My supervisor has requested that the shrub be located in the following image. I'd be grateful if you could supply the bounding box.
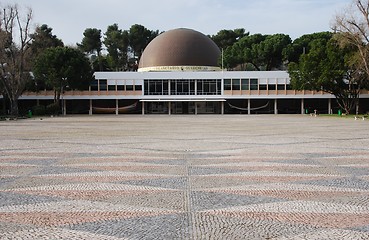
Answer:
[32,105,46,116]
[46,103,60,115]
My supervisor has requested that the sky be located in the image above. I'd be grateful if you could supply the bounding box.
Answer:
[4,0,351,46]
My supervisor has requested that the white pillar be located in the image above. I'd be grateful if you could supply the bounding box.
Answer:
[195,102,198,115]
[168,101,171,115]
[274,99,278,115]
[141,102,145,115]
[301,99,305,115]
[115,99,119,115]
[248,99,251,115]
[328,98,332,114]
[221,101,224,115]
[89,99,92,115]
[62,99,66,116]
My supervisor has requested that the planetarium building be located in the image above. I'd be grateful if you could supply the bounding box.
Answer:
[15,28,369,115]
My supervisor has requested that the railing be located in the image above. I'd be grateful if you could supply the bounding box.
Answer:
[22,90,143,97]
[223,89,369,95]
[21,89,369,97]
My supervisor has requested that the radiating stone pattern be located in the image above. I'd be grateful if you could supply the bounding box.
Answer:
[1,115,369,239]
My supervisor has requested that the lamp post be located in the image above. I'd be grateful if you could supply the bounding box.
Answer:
[61,77,67,116]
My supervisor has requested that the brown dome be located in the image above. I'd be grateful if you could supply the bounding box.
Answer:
[138,28,221,72]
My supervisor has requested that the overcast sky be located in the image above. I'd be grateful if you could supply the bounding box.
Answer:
[5,0,351,46]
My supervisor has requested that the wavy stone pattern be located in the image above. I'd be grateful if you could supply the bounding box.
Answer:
[0,115,369,239]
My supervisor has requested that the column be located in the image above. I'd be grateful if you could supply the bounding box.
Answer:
[168,101,171,115]
[62,99,66,116]
[115,99,119,115]
[221,101,224,115]
[328,98,332,114]
[195,102,198,115]
[141,101,145,115]
[248,99,251,115]
[301,99,305,115]
[89,99,92,115]
[274,99,278,115]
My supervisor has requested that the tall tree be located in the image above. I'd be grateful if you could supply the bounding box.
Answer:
[333,0,369,88]
[28,24,64,91]
[33,46,94,107]
[129,24,159,61]
[284,32,332,64]
[104,24,129,71]
[0,4,34,116]
[30,24,63,56]
[211,28,249,50]
[256,34,292,70]
[288,35,362,114]
[79,28,103,71]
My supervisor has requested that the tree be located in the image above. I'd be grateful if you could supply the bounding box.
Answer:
[33,46,94,108]
[103,24,129,71]
[288,35,363,114]
[284,32,332,64]
[79,28,103,71]
[223,33,291,71]
[129,24,159,61]
[333,0,369,88]
[223,34,266,70]
[211,28,249,50]
[0,4,34,116]
[27,24,63,91]
[256,34,292,70]
[30,24,63,56]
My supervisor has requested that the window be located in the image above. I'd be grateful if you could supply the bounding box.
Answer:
[277,84,285,90]
[259,85,267,90]
[197,79,221,95]
[241,79,249,90]
[117,85,124,91]
[224,79,231,90]
[250,79,258,90]
[232,79,240,90]
[144,80,169,95]
[91,80,98,91]
[108,85,116,91]
[268,84,276,90]
[99,79,107,91]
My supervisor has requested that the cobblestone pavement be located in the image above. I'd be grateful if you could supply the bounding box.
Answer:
[0,115,369,239]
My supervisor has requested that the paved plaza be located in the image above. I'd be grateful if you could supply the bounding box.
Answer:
[0,115,369,239]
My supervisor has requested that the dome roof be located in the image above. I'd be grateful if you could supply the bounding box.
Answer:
[138,28,221,72]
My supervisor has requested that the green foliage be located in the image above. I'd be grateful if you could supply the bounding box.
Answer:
[33,46,94,103]
[288,33,361,114]
[129,24,159,59]
[223,33,291,71]
[30,24,64,56]
[284,32,332,64]
[28,24,64,92]
[32,105,46,116]
[79,28,103,71]
[46,103,59,115]
[103,24,129,71]
[211,28,249,50]
[79,28,102,54]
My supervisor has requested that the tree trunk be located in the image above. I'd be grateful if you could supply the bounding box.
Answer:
[9,97,19,117]
[335,96,356,115]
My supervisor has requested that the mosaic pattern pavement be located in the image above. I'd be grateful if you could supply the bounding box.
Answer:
[0,115,369,239]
